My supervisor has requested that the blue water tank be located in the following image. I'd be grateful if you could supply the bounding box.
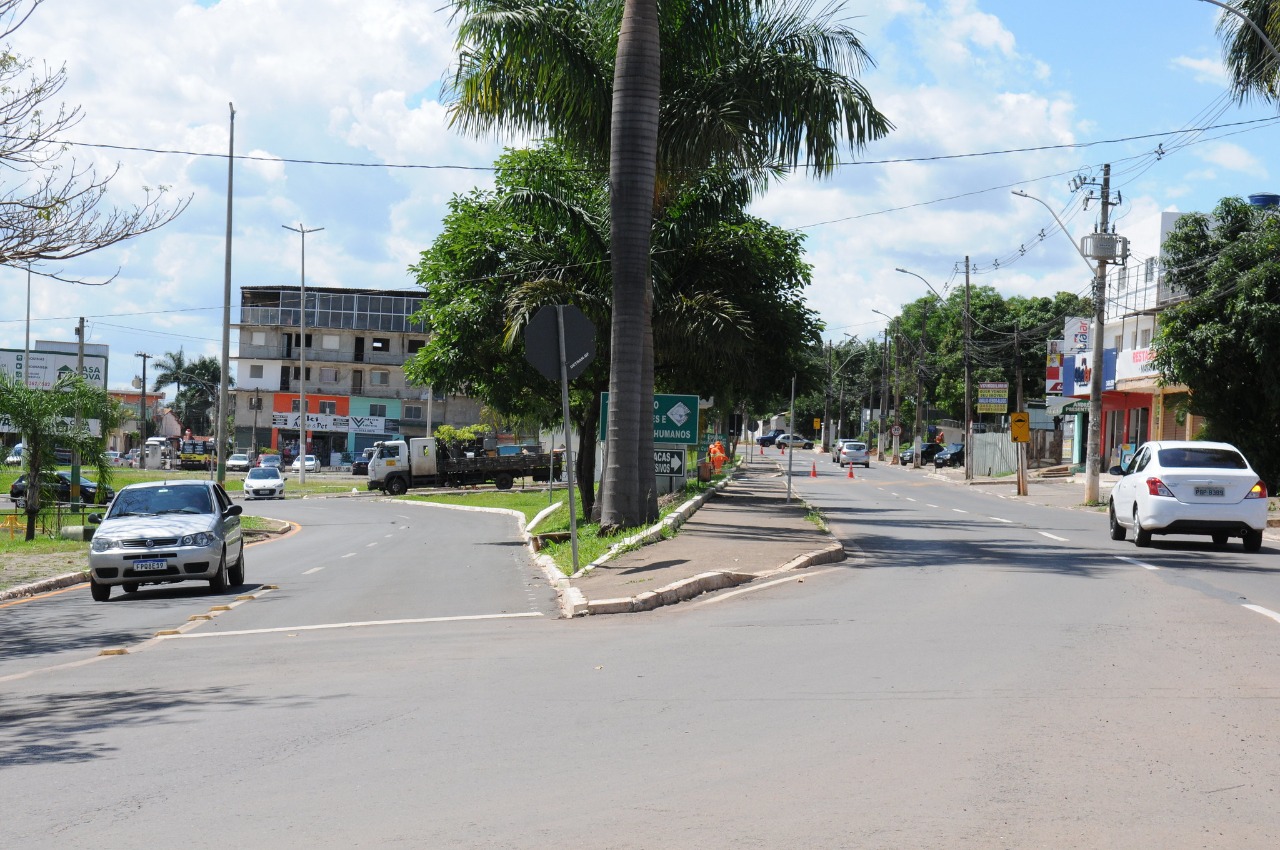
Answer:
[1247,192,1279,207]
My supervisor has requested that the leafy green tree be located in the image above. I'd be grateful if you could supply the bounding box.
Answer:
[1153,195,1280,487]
[151,348,188,410]
[1214,0,1280,103]
[407,143,822,516]
[0,372,113,540]
[170,355,229,436]
[446,0,892,529]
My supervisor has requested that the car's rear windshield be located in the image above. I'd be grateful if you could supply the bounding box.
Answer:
[1157,447,1247,469]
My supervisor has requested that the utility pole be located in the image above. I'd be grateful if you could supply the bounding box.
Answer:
[913,302,927,469]
[891,321,902,464]
[136,352,151,470]
[822,341,832,452]
[71,317,84,504]
[963,256,972,481]
[217,102,235,487]
[283,223,323,485]
[1084,164,1113,504]
[1015,327,1028,496]
[878,327,889,461]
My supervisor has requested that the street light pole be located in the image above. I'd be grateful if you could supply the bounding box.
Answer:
[895,268,940,468]
[217,102,235,487]
[871,309,896,461]
[283,223,323,485]
[1013,169,1119,504]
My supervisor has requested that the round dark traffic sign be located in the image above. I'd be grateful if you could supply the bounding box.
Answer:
[524,305,596,382]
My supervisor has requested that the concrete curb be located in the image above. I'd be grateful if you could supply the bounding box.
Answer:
[0,570,89,602]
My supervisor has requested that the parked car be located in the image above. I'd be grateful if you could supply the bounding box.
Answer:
[10,471,115,508]
[1107,440,1267,552]
[291,454,320,473]
[900,442,945,466]
[105,450,127,467]
[351,448,374,476]
[755,428,787,447]
[836,440,871,468]
[226,453,253,473]
[121,449,140,468]
[933,443,966,468]
[243,466,286,500]
[257,454,283,469]
[4,444,22,466]
[774,434,814,450]
[54,446,73,464]
[87,480,244,601]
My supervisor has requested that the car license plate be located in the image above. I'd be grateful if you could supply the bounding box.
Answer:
[256,489,272,496]
[1195,486,1225,497]
[132,559,168,571]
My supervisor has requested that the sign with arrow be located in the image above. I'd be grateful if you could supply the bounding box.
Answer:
[654,449,685,477]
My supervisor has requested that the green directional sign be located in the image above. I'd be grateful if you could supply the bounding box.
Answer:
[599,392,700,445]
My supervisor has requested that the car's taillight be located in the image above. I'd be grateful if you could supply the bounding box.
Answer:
[1146,477,1174,497]
[1246,481,1267,499]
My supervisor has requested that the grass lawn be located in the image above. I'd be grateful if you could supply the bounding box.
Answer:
[402,469,728,575]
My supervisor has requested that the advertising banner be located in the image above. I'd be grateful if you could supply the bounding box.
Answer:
[976,381,1009,414]
[0,348,107,390]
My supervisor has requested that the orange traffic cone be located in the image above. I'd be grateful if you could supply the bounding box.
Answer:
[847,463,854,479]
[758,444,764,456]
[810,461,817,478]
[780,443,786,455]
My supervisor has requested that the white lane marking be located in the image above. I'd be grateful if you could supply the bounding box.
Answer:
[1038,531,1069,542]
[366,542,378,548]
[161,611,544,640]
[302,567,324,575]
[905,497,917,503]
[385,533,394,538]
[1115,555,1159,571]
[989,516,1012,523]
[1243,604,1280,625]
[341,552,356,559]
[685,568,842,609]
[927,504,939,508]
[952,508,967,514]
[890,493,899,497]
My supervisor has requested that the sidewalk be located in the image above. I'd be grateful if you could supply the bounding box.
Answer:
[559,460,844,616]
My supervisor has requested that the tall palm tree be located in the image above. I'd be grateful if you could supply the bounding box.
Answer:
[447,0,892,527]
[1214,0,1280,102]
[150,348,188,412]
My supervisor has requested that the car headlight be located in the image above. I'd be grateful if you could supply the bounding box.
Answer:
[180,532,214,547]
[91,535,119,553]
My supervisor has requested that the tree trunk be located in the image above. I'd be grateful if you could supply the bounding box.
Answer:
[599,0,661,531]
[575,392,601,519]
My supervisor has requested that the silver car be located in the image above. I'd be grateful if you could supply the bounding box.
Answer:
[837,440,871,468]
[87,480,244,601]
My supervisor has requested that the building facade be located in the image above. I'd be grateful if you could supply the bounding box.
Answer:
[231,286,481,465]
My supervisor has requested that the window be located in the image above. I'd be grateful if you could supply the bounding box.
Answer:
[370,370,390,386]
[322,334,340,350]
[1113,334,1123,352]
[1139,328,1152,349]
[404,404,422,420]
[247,396,263,411]
[319,401,337,415]
[291,399,301,413]
[369,403,387,417]
[371,337,390,352]
[294,333,313,348]
[407,339,425,354]
[249,364,264,379]
[251,331,266,346]
[319,368,338,383]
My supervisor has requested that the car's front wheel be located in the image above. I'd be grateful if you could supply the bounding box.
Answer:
[229,547,245,586]
[209,551,229,593]
[1108,501,1126,541]
[89,578,111,602]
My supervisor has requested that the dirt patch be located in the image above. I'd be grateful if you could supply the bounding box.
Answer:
[0,551,87,592]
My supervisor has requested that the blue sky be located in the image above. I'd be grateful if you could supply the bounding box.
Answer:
[1,0,1275,392]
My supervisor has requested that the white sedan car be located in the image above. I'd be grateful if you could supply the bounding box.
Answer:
[836,440,871,468]
[291,454,320,472]
[1108,440,1267,552]
[243,466,286,500]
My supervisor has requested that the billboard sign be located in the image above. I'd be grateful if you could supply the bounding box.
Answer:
[0,348,107,390]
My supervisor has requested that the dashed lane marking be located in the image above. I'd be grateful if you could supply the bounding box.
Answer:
[1242,604,1280,625]
[989,517,1012,523]
[302,567,323,575]
[156,611,544,640]
[342,552,356,558]
[1038,531,1069,542]
[1115,555,1159,571]
[952,508,967,514]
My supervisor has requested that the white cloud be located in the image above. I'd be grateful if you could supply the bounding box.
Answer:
[1194,141,1268,177]
[1171,55,1230,87]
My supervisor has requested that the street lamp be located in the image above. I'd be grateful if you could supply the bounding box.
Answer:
[871,308,896,461]
[283,223,323,485]
[1013,183,1118,503]
[894,269,939,469]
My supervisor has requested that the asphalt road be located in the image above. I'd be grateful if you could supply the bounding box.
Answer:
[2,468,1278,849]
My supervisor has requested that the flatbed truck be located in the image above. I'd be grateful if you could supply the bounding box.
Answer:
[367,437,561,494]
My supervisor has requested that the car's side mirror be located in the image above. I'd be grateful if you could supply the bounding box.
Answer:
[1108,465,1126,476]
[225,504,243,517]
[87,513,102,524]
